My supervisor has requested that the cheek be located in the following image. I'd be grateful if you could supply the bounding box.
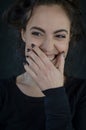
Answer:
[25,35,42,47]
[65,42,69,51]
[55,42,69,52]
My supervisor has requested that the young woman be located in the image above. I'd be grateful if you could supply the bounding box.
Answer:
[0,0,86,130]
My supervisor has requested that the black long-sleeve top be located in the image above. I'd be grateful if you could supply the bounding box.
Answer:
[0,76,86,130]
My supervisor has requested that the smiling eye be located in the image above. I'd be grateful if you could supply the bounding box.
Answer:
[55,34,66,38]
[31,31,43,36]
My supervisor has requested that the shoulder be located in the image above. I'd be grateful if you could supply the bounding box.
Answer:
[77,78,86,102]
[0,76,16,104]
[65,76,86,89]
[0,76,16,90]
[65,77,86,98]
[65,76,86,85]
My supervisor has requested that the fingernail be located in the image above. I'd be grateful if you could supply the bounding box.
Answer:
[27,48,31,52]
[31,43,35,48]
[26,55,29,58]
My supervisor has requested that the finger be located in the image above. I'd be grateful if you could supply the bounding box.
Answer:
[27,50,45,70]
[31,43,51,66]
[26,57,40,75]
[23,62,37,80]
[56,52,65,74]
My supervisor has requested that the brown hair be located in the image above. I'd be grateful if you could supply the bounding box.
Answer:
[3,0,85,44]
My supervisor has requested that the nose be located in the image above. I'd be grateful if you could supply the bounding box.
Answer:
[40,37,55,53]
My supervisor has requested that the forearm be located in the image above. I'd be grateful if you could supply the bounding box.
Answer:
[43,87,73,130]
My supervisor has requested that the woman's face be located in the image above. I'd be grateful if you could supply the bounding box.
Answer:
[21,5,71,66]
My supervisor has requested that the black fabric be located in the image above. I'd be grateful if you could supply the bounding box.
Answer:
[0,76,86,130]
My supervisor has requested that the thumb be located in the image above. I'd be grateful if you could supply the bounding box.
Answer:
[56,52,65,74]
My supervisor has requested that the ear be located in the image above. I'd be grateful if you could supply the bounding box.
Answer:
[21,29,26,43]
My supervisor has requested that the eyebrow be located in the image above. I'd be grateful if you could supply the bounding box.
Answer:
[30,26,45,33]
[54,29,68,34]
[30,26,68,34]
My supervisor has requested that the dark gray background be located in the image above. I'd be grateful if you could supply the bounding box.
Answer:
[0,0,86,79]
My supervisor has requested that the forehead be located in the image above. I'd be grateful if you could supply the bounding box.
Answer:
[26,5,71,30]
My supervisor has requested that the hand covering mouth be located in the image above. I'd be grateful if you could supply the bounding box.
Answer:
[47,52,65,66]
